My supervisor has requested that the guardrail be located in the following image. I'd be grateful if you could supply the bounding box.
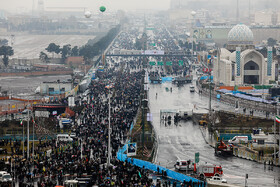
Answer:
[117,145,201,183]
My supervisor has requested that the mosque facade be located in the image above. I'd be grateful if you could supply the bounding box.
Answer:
[213,24,276,86]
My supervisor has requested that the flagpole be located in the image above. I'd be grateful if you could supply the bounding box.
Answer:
[23,121,24,158]
[274,108,278,165]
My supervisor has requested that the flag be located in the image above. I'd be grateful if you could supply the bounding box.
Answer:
[20,119,23,126]
[275,116,280,123]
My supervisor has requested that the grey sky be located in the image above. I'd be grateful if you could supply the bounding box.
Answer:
[1,0,171,13]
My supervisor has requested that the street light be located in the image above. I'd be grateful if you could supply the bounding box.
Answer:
[191,11,196,60]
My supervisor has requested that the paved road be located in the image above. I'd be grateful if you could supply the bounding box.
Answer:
[148,81,280,187]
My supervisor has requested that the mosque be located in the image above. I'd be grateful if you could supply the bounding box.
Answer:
[213,24,276,86]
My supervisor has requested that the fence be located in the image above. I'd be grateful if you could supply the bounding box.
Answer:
[117,144,200,183]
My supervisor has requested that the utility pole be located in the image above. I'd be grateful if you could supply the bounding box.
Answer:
[107,95,111,168]
[27,109,30,159]
[274,108,278,164]
[141,70,145,159]
[23,120,24,158]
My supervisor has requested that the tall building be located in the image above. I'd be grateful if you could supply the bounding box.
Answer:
[37,0,45,12]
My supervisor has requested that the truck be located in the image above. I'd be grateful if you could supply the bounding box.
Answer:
[197,164,223,179]
[215,140,233,157]
[174,160,193,171]
[228,136,248,144]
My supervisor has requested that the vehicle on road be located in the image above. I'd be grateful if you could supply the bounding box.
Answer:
[57,134,73,142]
[22,109,31,114]
[0,171,12,183]
[208,176,227,183]
[197,164,223,179]
[190,85,195,92]
[215,140,233,157]
[174,160,193,171]
[228,136,248,144]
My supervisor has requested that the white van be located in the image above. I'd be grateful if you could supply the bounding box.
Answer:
[57,134,73,142]
[228,136,248,144]
[190,85,195,92]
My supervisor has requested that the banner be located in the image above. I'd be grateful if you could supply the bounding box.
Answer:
[127,143,137,156]
[142,50,164,55]
[35,111,50,118]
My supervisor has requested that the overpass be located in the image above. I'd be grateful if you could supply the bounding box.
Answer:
[105,53,192,57]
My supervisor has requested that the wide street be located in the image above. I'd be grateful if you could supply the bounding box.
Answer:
[148,80,280,186]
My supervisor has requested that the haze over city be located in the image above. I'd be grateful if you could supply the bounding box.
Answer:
[0,0,280,186]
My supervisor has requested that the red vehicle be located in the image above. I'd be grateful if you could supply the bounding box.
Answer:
[197,164,223,179]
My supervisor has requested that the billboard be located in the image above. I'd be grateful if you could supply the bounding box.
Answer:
[127,143,137,156]
[68,97,75,107]
[142,50,164,55]
[193,29,212,39]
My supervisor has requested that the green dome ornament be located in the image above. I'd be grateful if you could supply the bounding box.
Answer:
[99,6,106,12]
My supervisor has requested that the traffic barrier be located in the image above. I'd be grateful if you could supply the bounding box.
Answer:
[117,145,200,183]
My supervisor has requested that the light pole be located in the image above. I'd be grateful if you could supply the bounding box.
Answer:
[107,92,111,169]
[27,109,30,159]
[191,11,196,60]
[274,106,278,165]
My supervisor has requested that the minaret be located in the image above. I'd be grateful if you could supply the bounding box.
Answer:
[236,0,239,24]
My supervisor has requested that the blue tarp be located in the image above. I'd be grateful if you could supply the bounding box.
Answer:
[62,119,72,124]
[117,144,200,183]
[233,93,273,104]
[218,89,273,104]
[161,77,173,83]
[200,76,213,80]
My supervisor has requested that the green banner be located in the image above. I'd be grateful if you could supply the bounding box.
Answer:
[166,61,172,66]
[195,152,199,163]
[178,60,184,66]
[157,61,164,66]
[149,61,156,66]
[149,43,156,46]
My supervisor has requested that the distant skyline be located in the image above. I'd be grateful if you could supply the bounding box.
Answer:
[0,0,171,13]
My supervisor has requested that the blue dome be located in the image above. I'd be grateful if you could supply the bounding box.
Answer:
[228,24,254,45]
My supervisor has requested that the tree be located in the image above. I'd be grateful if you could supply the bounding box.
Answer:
[39,51,50,63]
[61,44,71,62]
[46,43,61,58]
[79,45,95,64]
[71,46,79,56]
[0,46,14,67]
[267,38,277,47]
[0,39,8,46]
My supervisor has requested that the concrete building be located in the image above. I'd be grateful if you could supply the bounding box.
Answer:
[40,80,72,95]
[213,24,276,86]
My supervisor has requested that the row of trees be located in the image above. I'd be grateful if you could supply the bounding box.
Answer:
[42,43,80,63]
[42,25,121,64]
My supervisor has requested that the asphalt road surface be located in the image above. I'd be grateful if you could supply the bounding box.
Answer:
[148,81,280,187]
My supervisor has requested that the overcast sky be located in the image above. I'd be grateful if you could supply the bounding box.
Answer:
[0,0,171,13]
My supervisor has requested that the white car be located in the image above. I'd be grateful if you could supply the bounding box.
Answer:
[0,171,12,182]
[208,176,227,183]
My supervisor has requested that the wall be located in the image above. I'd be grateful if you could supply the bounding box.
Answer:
[0,70,73,77]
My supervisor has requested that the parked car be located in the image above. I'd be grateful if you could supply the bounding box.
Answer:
[22,109,31,114]
[228,136,248,144]
[208,176,227,183]
[0,171,12,183]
